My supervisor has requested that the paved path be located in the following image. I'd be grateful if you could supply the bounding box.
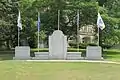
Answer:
[26,60,120,65]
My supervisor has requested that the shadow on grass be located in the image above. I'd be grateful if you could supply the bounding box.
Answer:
[0,51,14,60]
[0,51,35,61]
[103,50,120,59]
[0,54,14,60]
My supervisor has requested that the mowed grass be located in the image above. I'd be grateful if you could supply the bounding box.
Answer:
[0,61,120,80]
[0,49,120,80]
[103,49,120,62]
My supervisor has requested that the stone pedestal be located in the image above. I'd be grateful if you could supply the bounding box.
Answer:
[13,46,31,60]
[32,52,49,60]
[86,46,102,60]
[49,30,67,59]
[66,52,83,60]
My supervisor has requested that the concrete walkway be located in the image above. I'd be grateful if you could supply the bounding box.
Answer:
[26,60,120,65]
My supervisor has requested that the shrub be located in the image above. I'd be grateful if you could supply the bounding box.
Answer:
[102,44,112,49]
[79,43,88,49]
[88,43,98,46]
[69,42,77,48]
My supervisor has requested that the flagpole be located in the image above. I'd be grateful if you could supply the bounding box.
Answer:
[97,10,100,46]
[18,26,20,46]
[38,12,40,52]
[98,27,100,46]
[38,28,39,52]
[77,10,79,52]
[97,8,105,46]
[17,10,22,47]
[58,10,60,30]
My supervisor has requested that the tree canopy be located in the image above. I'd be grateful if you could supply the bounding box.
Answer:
[0,0,120,49]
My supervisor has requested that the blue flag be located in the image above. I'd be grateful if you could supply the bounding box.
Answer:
[37,12,40,32]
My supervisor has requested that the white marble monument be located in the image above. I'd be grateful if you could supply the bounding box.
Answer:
[13,46,31,60]
[32,30,82,60]
[86,46,102,60]
[49,30,67,59]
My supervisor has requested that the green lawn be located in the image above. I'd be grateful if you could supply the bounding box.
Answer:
[0,49,120,80]
[103,49,120,62]
[0,61,120,80]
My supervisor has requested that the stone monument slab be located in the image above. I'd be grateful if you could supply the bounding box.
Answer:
[49,30,67,59]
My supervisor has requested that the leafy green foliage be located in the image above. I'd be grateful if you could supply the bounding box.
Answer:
[0,0,18,49]
[0,0,120,48]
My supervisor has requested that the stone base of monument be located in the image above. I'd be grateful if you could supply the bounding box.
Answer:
[13,57,31,60]
[48,56,66,60]
[13,46,31,60]
[85,46,103,60]
[66,52,83,60]
[32,52,49,60]
[32,52,83,60]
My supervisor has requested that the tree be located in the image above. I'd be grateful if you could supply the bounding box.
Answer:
[0,0,18,49]
[18,0,99,47]
[0,0,120,48]
[98,0,120,46]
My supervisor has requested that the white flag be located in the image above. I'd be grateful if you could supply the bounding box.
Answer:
[97,13,105,30]
[17,10,22,30]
